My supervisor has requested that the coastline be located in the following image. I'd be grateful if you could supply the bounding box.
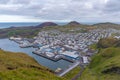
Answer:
[0,38,72,71]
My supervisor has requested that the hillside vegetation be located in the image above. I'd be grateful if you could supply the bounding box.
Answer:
[63,66,81,80]
[93,22,120,29]
[97,38,120,48]
[0,22,119,38]
[0,21,97,38]
[0,50,66,80]
[0,25,90,38]
[79,38,120,80]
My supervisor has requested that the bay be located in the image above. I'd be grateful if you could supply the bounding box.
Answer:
[0,39,72,71]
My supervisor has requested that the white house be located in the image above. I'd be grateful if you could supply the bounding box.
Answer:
[82,56,89,64]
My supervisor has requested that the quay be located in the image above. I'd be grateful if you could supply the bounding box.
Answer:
[32,51,74,63]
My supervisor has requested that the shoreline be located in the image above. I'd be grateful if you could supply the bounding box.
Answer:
[0,38,73,72]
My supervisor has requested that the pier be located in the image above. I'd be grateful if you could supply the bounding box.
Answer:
[33,51,81,76]
[32,51,74,63]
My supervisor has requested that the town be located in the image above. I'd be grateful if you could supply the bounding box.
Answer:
[9,27,120,75]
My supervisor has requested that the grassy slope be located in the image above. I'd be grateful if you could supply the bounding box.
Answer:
[0,27,41,38]
[79,47,120,80]
[0,50,66,80]
[63,66,81,80]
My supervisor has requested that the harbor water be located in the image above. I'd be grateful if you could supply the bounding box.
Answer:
[0,39,72,71]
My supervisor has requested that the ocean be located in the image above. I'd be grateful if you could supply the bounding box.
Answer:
[0,22,38,29]
[0,22,66,29]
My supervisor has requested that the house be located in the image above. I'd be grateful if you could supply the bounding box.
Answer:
[82,56,89,64]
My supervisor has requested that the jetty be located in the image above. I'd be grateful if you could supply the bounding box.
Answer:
[32,51,75,63]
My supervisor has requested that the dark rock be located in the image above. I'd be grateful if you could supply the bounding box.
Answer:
[102,67,120,74]
[7,66,18,70]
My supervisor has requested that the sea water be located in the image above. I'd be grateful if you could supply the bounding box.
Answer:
[0,39,72,71]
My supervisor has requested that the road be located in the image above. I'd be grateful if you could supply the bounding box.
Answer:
[58,61,80,77]
[71,64,85,80]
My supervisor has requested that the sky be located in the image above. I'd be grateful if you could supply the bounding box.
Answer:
[0,0,119,22]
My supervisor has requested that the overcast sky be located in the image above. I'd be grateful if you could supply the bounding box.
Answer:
[0,0,119,22]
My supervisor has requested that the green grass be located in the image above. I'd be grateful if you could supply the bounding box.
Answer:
[97,38,119,48]
[0,50,66,80]
[0,50,83,80]
[78,47,120,80]
[89,43,97,50]
[63,66,80,80]
[0,23,95,38]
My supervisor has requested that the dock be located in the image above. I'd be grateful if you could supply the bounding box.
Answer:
[32,51,74,63]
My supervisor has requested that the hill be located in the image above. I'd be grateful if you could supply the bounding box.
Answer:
[79,47,120,80]
[97,38,120,48]
[79,38,120,80]
[0,21,91,38]
[0,22,119,38]
[67,21,80,26]
[0,22,58,38]
[0,26,41,38]
[93,22,120,29]
[0,50,66,80]
[36,22,58,27]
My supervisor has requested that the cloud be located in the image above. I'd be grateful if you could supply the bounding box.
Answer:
[104,0,120,12]
[0,0,119,22]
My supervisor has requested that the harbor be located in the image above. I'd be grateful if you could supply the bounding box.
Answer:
[0,39,72,71]
[6,28,120,76]
[33,51,75,63]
